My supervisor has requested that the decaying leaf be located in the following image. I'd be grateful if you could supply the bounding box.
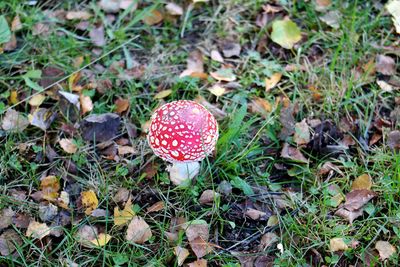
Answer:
[80,113,121,142]
[210,68,236,82]
[146,201,165,213]
[114,199,135,226]
[26,221,50,240]
[142,10,164,25]
[329,238,348,252]
[187,259,207,267]
[387,0,400,34]
[271,19,302,49]
[319,10,341,29]
[294,119,310,145]
[59,138,78,154]
[281,143,308,163]
[0,229,23,256]
[0,208,14,230]
[335,206,364,224]
[180,50,205,78]
[199,190,220,205]
[265,72,282,91]
[260,232,278,250]
[351,174,372,191]
[388,130,400,150]
[66,11,92,20]
[210,50,224,63]
[250,97,272,116]
[343,190,376,211]
[267,215,279,226]
[1,109,29,132]
[90,233,112,247]
[222,42,241,58]
[81,190,99,215]
[75,225,98,248]
[11,15,22,31]
[29,94,46,107]
[174,246,190,266]
[126,216,152,243]
[115,98,130,114]
[315,0,331,12]
[89,25,106,47]
[154,89,172,99]
[29,108,57,131]
[245,208,268,220]
[41,175,60,201]
[375,240,396,260]
[80,95,93,114]
[185,220,210,258]
[375,55,396,75]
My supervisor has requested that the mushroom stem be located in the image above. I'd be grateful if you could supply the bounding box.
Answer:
[167,161,200,186]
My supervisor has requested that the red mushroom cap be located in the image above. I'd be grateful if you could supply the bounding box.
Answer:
[147,100,219,163]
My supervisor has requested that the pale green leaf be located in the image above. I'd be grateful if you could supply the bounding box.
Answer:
[271,19,301,49]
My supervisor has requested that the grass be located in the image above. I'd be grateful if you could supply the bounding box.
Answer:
[0,0,399,266]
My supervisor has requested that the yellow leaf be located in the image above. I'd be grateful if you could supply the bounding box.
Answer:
[154,89,172,99]
[81,190,99,215]
[59,138,77,154]
[29,94,46,107]
[68,72,81,91]
[351,174,372,191]
[329,237,348,252]
[208,84,226,97]
[9,90,18,104]
[265,73,282,91]
[267,215,279,226]
[26,221,50,240]
[114,199,135,226]
[41,175,60,201]
[73,56,84,68]
[90,233,112,247]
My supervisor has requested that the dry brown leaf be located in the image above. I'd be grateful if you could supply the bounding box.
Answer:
[343,189,376,211]
[1,109,29,132]
[187,259,207,267]
[222,42,241,58]
[210,50,224,63]
[245,208,267,220]
[190,236,212,258]
[154,89,172,99]
[180,50,204,78]
[351,174,372,191]
[118,145,137,155]
[377,80,396,92]
[329,238,348,252]
[41,175,60,201]
[376,55,396,75]
[142,10,164,25]
[174,246,190,266]
[66,11,92,20]
[76,225,98,248]
[126,216,152,243]
[185,220,210,258]
[375,241,396,260]
[388,130,400,150]
[166,3,183,16]
[3,34,17,51]
[260,232,278,249]
[335,207,364,224]
[265,73,282,91]
[0,208,14,230]
[146,201,165,213]
[0,229,23,256]
[250,97,272,116]
[11,15,22,31]
[294,119,310,145]
[26,221,50,240]
[81,190,99,215]
[89,25,106,47]
[59,138,77,154]
[90,233,112,247]
[80,95,93,114]
[281,143,308,163]
[115,98,130,113]
[114,199,135,226]
[199,190,220,205]
[210,68,236,82]
[28,94,46,107]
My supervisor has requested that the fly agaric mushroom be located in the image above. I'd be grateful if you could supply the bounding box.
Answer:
[147,100,218,185]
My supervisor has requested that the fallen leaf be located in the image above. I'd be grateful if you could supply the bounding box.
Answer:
[281,143,308,163]
[81,190,99,215]
[90,233,112,247]
[1,109,29,132]
[329,237,348,252]
[126,216,152,243]
[267,215,279,226]
[115,98,130,113]
[335,206,364,224]
[294,119,310,145]
[28,108,57,131]
[119,0,138,10]
[118,145,136,155]
[315,0,331,11]
[208,84,226,97]
[245,208,268,220]
[185,220,210,258]
[146,201,165,213]
[375,241,396,260]
[114,199,135,226]
[279,105,295,140]
[57,191,70,209]
[210,50,224,63]
[0,208,14,230]
[210,68,236,82]
[3,33,17,51]
[250,97,272,116]
[319,10,341,29]
[265,72,282,91]
[174,246,190,266]
[99,0,120,13]
[89,25,106,47]
[59,138,78,154]
[271,19,302,49]
[142,10,164,25]
[388,130,400,150]
[376,55,396,75]
[26,221,50,240]
[180,50,204,78]
[66,11,92,20]
[260,232,279,249]
[263,4,284,13]
[9,90,18,104]
[76,225,98,248]
[187,259,207,267]
[80,113,121,142]
[113,188,132,203]
[376,80,396,92]
[154,89,172,99]
[80,95,93,114]
[343,189,376,211]
[387,0,400,34]
[11,15,22,31]
[351,174,373,191]
[0,229,23,256]
[41,175,60,201]
[199,190,220,204]
[222,42,241,58]
[369,133,382,146]
[29,94,46,107]
[166,3,183,16]
[32,22,50,36]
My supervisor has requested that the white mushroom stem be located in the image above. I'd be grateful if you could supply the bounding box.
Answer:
[167,161,200,186]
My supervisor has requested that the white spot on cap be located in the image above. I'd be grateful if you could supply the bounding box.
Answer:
[155,138,160,146]
[161,140,167,146]
[171,151,179,157]
[172,140,178,146]
[180,125,185,129]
